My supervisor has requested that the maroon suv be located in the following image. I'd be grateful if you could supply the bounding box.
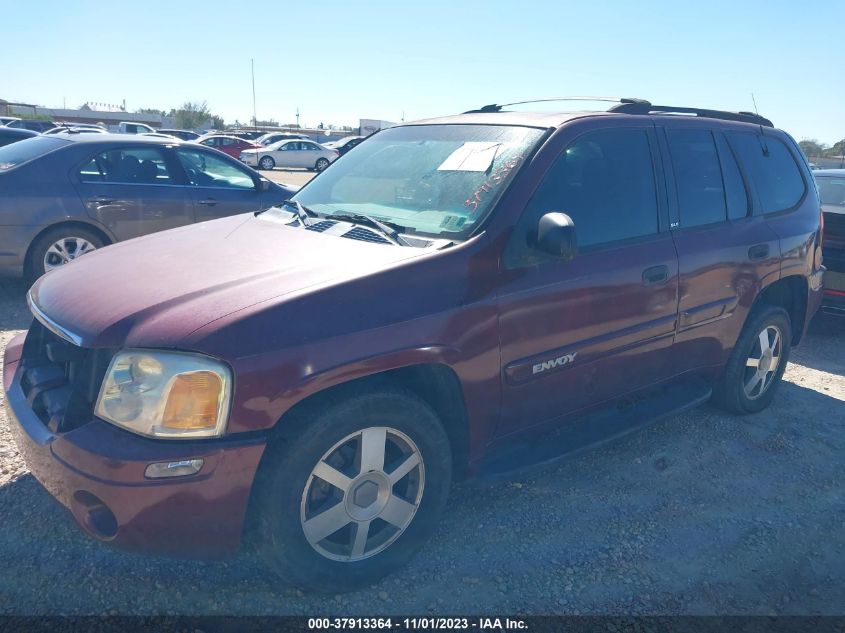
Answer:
[3,99,824,592]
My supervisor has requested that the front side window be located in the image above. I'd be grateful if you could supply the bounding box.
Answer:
[176,148,256,189]
[667,129,726,227]
[78,147,173,184]
[294,124,545,239]
[727,133,805,214]
[506,128,658,266]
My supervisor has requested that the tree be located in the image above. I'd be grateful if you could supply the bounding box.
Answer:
[823,139,845,158]
[210,115,225,130]
[171,101,212,130]
[798,139,826,158]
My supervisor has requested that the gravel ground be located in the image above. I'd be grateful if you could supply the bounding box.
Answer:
[0,279,843,616]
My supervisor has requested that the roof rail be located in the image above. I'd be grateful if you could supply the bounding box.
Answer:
[463,97,649,114]
[609,101,773,127]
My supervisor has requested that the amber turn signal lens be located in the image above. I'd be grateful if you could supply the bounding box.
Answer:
[161,371,222,430]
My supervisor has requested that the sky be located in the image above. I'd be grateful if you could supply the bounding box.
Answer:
[2,0,843,144]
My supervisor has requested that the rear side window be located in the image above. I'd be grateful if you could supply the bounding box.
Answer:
[667,129,726,227]
[506,127,659,265]
[79,147,173,184]
[727,133,805,214]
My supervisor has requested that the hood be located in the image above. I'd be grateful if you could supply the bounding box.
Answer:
[30,214,427,349]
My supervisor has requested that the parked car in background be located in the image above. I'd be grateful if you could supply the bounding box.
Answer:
[118,122,155,134]
[6,119,56,133]
[324,135,365,156]
[157,129,200,141]
[240,139,338,171]
[0,134,294,283]
[0,127,38,147]
[815,169,845,315]
[0,116,21,126]
[225,130,265,141]
[256,132,311,146]
[44,127,108,135]
[45,123,107,134]
[1,100,823,593]
[197,135,261,159]
[140,132,183,141]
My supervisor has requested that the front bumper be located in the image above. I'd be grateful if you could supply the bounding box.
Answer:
[3,336,267,557]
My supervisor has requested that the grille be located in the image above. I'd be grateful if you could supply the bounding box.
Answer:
[19,322,112,433]
[344,227,390,245]
[306,220,337,233]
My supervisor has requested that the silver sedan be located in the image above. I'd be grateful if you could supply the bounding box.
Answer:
[240,139,339,172]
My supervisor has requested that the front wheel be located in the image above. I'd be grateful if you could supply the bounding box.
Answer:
[715,305,792,414]
[256,389,452,592]
[315,158,330,172]
[259,156,276,170]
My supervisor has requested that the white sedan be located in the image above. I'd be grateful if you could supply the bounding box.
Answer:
[240,139,339,172]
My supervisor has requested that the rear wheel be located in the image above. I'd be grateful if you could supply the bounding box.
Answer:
[259,156,276,170]
[256,388,452,592]
[715,305,791,414]
[25,226,105,286]
[315,158,330,172]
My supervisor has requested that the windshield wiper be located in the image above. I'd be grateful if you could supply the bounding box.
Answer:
[330,212,412,246]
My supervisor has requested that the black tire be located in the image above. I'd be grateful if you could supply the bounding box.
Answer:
[715,304,792,414]
[255,388,452,593]
[25,226,105,287]
[259,156,276,171]
[315,158,330,172]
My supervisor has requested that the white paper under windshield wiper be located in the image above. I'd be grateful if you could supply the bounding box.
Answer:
[329,212,412,246]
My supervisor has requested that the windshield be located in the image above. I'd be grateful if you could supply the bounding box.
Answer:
[817,176,845,207]
[292,124,545,239]
[0,136,68,171]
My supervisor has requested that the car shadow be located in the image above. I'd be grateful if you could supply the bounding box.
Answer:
[789,312,845,375]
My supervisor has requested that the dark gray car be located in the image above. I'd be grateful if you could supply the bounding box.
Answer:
[0,134,295,283]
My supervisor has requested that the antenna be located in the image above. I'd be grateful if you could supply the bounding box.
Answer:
[751,93,769,156]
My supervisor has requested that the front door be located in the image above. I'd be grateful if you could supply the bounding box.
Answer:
[73,144,193,240]
[175,147,269,221]
[497,124,679,436]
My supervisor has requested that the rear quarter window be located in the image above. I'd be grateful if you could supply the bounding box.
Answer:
[726,132,805,214]
[0,136,68,171]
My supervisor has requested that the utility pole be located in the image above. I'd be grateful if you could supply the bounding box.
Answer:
[251,58,257,128]
[296,107,300,128]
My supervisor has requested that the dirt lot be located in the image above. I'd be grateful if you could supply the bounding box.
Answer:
[0,279,843,615]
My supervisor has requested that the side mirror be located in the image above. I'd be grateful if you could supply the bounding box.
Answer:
[535,212,577,260]
[259,178,271,192]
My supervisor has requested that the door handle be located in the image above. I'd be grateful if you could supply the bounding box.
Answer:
[748,244,770,261]
[198,199,218,206]
[89,196,114,205]
[642,265,669,286]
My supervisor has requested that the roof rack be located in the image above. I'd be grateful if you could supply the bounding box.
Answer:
[464,97,649,114]
[609,101,773,127]
[464,97,773,127]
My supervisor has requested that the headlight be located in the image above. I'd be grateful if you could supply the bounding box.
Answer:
[95,350,232,439]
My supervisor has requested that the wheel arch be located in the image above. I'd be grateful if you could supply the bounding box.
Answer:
[753,274,809,345]
[24,219,114,269]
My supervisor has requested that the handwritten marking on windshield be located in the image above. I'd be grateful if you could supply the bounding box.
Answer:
[463,156,522,213]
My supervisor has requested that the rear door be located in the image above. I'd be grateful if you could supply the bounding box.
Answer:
[174,146,271,221]
[300,141,323,168]
[657,122,781,375]
[496,123,679,434]
[73,144,193,240]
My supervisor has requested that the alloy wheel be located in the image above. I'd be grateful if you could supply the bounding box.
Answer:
[316,158,329,172]
[743,324,783,400]
[43,237,97,273]
[300,427,425,562]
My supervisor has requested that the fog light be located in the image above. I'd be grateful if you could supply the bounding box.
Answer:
[145,459,204,479]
